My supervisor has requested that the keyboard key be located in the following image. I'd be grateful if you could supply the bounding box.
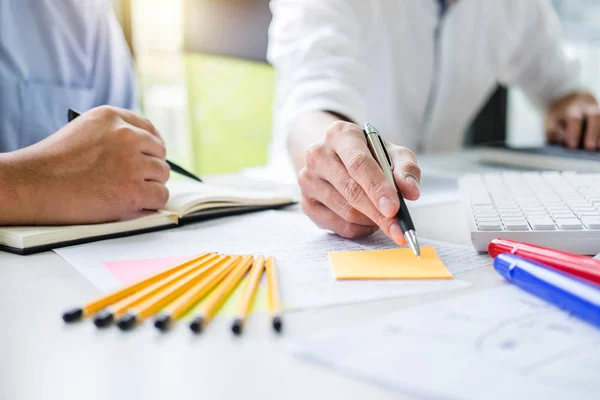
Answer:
[573,207,596,213]
[476,218,501,224]
[576,211,600,217]
[552,213,577,220]
[501,216,527,222]
[527,217,556,230]
[555,218,583,230]
[477,222,502,231]
[474,210,498,215]
[503,221,529,231]
[546,206,570,211]
[499,212,523,218]
[475,215,499,221]
[523,210,548,217]
[581,217,600,229]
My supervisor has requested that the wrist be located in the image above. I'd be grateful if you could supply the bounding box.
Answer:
[0,151,41,224]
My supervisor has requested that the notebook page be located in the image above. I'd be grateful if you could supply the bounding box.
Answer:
[164,181,293,215]
[55,211,476,310]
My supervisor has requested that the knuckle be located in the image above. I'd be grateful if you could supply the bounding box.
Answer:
[157,161,170,181]
[347,153,370,175]
[95,105,118,119]
[155,141,167,159]
[305,143,325,169]
[142,116,154,128]
[342,178,363,204]
[297,168,310,188]
[402,161,421,180]
[300,197,315,215]
[158,185,170,205]
[325,121,347,140]
[341,204,363,224]
[114,125,138,144]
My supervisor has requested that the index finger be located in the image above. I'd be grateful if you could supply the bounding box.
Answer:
[328,123,399,218]
[584,113,600,151]
[565,112,584,149]
[116,108,164,142]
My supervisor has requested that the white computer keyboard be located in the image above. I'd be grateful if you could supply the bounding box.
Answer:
[459,172,600,254]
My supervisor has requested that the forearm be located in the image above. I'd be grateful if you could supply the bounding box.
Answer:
[0,151,37,225]
[287,110,352,173]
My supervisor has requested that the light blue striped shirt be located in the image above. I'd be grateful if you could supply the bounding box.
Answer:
[0,0,135,152]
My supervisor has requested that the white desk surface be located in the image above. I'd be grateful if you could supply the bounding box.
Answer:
[0,152,509,400]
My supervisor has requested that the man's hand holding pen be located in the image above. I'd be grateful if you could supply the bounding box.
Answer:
[4,106,171,225]
[298,120,421,246]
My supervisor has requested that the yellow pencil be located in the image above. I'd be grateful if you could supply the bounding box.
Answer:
[231,256,266,335]
[62,252,213,323]
[154,254,253,331]
[266,256,283,333]
[93,253,225,327]
[117,255,244,330]
[190,255,254,333]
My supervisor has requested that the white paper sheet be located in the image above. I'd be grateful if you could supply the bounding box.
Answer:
[55,211,477,311]
[291,284,600,399]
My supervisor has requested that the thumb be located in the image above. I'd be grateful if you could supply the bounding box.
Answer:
[389,145,421,201]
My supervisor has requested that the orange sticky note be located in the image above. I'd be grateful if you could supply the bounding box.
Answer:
[329,246,452,280]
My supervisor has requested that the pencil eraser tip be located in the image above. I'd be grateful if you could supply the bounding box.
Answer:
[231,318,243,335]
[116,313,137,331]
[62,308,83,323]
[154,315,171,332]
[93,310,114,328]
[190,318,204,334]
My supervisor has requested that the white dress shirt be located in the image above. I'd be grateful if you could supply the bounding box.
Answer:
[267,0,584,179]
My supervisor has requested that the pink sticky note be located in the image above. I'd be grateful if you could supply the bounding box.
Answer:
[102,255,197,285]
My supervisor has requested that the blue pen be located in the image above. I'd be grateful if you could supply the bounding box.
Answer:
[494,253,600,330]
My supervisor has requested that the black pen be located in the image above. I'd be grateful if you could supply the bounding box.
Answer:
[364,123,421,258]
[68,109,203,183]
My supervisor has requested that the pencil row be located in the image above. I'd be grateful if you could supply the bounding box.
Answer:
[62,253,283,334]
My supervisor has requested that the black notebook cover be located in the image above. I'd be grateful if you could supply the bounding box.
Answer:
[0,203,295,255]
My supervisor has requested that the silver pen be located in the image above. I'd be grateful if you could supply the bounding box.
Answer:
[363,123,421,258]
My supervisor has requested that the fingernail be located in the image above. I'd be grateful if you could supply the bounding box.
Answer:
[405,175,420,192]
[390,223,406,245]
[378,196,396,217]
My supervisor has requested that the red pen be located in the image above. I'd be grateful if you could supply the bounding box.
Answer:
[488,238,600,286]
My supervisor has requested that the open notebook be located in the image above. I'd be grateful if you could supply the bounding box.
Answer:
[0,180,295,255]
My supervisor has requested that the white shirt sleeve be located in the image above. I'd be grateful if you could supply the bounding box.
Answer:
[268,0,371,133]
[493,0,585,110]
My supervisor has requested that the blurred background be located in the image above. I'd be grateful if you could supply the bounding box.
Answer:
[110,0,600,176]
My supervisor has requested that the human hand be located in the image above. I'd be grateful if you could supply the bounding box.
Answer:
[11,106,170,224]
[546,92,600,151]
[298,121,421,245]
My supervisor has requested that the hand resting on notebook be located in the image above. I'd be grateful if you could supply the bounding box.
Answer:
[0,106,170,225]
